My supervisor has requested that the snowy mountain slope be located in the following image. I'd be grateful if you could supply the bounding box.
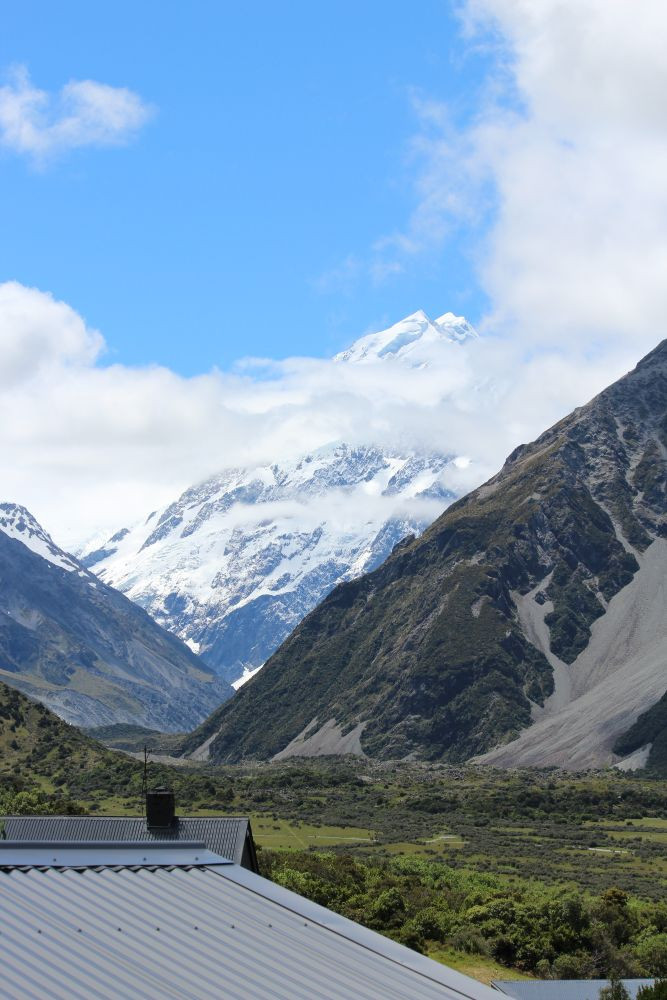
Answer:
[83,444,458,686]
[0,504,79,572]
[333,309,476,364]
[0,503,231,729]
[83,310,478,687]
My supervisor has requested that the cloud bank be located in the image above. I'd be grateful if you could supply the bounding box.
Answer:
[0,66,153,163]
[0,281,635,550]
[381,0,667,362]
[468,0,667,353]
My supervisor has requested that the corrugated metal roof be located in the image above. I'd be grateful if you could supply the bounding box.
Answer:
[0,843,499,1000]
[492,980,655,999]
[0,841,228,869]
[0,814,256,869]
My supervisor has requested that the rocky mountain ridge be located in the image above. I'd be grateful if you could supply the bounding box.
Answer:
[0,503,80,572]
[0,504,232,730]
[181,339,667,769]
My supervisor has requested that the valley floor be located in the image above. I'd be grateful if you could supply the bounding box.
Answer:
[4,749,667,984]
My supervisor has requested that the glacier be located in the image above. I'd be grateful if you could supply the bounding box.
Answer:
[82,310,479,687]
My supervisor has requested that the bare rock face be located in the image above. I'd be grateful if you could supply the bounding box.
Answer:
[182,340,667,769]
[0,505,232,730]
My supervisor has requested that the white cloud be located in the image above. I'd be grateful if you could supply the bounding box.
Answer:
[0,281,103,387]
[373,93,490,266]
[0,281,639,552]
[394,0,667,362]
[0,65,153,163]
[322,1,667,372]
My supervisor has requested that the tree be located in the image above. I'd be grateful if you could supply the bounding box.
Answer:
[637,984,667,999]
[636,935,667,977]
[599,976,631,999]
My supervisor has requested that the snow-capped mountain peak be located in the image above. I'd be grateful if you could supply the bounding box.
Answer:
[82,443,462,687]
[78,308,482,692]
[333,309,477,365]
[434,312,479,343]
[0,503,79,572]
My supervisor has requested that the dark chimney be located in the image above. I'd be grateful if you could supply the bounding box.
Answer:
[146,786,177,829]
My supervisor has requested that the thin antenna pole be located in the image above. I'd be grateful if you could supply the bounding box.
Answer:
[141,744,148,818]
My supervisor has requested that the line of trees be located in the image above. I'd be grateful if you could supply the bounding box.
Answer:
[260,850,667,980]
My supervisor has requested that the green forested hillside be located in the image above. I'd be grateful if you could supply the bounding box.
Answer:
[0,680,110,814]
[0,681,233,814]
[261,851,667,981]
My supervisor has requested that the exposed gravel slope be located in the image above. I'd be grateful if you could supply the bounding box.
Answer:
[478,538,667,768]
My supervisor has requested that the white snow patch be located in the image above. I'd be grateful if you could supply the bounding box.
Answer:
[0,503,79,572]
[333,310,477,365]
[82,443,456,686]
[231,664,263,690]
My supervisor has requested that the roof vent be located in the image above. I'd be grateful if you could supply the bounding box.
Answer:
[146,787,177,830]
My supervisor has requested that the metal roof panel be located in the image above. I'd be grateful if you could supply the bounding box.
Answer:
[492,981,655,1000]
[0,841,229,868]
[0,846,498,1000]
[0,814,254,867]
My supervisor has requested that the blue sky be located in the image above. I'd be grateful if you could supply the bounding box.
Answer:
[0,1,495,373]
[2,1,665,542]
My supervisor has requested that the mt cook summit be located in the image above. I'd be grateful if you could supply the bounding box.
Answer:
[82,310,479,687]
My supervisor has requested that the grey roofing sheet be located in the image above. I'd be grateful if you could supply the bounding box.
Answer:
[492,981,655,999]
[0,845,498,1000]
[0,814,252,867]
[0,841,227,869]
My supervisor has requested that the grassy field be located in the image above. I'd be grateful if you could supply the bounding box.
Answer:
[375,834,465,856]
[248,814,465,854]
[427,948,535,986]
[250,815,375,850]
[69,757,667,902]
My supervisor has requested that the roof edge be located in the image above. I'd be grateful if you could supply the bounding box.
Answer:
[0,814,252,821]
[214,864,500,1000]
[0,841,233,868]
